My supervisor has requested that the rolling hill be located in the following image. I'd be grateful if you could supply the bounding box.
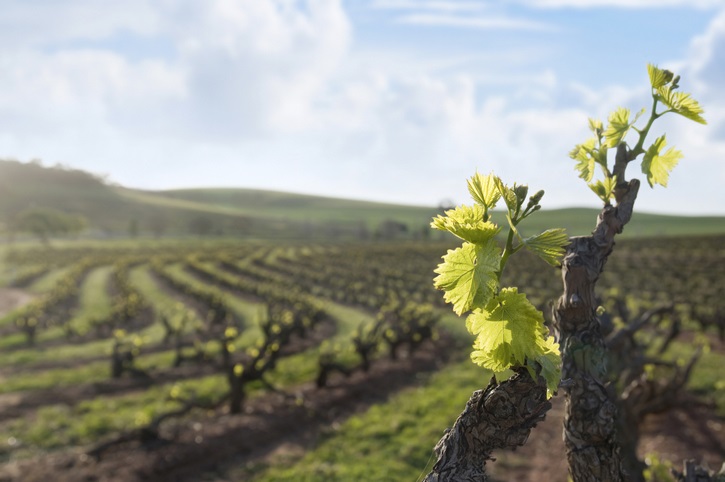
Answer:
[1,159,723,240]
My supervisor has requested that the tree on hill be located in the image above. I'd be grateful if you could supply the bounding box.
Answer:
[12,207,87,243]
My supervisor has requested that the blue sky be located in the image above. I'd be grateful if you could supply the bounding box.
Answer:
[1,0,724,214]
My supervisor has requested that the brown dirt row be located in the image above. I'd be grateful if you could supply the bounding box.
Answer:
[0,289,34,319]
[0,316,337,424]
[0,338,454,482]
[488,396,725,481]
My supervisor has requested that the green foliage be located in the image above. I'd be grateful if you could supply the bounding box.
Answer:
[603,107,642,149]
[249,360,485,482]
[12,206,87,241]
[467,171,501,218]
[467,288,560,396]
[655,85,706,125]
[430,205,500,243]
[643,453,676,482]
[571,64,705,202]
[519,228,569,267]
[641,135,683,188]
[433,241,500,316]
[432,173,566,397]
[588,176,618,203]
[467,288,542,370]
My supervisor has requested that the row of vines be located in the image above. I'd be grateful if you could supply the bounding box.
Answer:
[0,235,723,480]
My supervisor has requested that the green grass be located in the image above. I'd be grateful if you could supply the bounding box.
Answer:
[662,341,725,416]
[1,374,226,455]
[163,262,265,326]
[25,266,72,294]
[245,359,486,482]
[0,336,109,367]
[0,315,374,459]
[132,187,438,231]
[67,265,114,335]
[0,265,170,366]
[0,294,378,457]
[0,360,111,394]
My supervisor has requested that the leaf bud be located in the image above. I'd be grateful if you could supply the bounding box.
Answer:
[671,74,680,90]
[514,185,529,205]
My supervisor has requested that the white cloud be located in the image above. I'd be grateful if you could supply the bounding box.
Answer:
[369,0,485,11]
[687,8,725,104]
[0,0,724,216]
[0,0,160,48]
[171,0,351,138]
[0,0,352,141]
[397,13,555,30]
[518,0,722,8]
[370,0,554,31]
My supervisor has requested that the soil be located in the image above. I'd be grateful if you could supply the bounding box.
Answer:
[0,288,33,318]
[2,331,722,482]
[487,397,725,482]
[1,280,722,481]
[0,338,454,482]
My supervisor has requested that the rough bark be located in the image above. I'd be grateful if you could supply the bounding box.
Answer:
[553,145,639,481]
[424,370,551,481]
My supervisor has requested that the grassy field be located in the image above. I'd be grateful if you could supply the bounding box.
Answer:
[0,231,723,480]
[2,159,724,240]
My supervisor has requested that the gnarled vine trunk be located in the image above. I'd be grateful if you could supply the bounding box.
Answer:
[424,370,551,481]
[552,145,639,481]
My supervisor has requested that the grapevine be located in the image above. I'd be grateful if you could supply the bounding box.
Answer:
[431,173,568,396]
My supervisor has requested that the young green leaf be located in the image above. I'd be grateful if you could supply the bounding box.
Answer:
[468,287,546,372]
[647,64,674,89]
[431,205,501,243]
[521,228,569,267]
[641,135,683,188]
[433,240,501,316]
[603,107,631,148]
[467,172,501,209]
[588,118,603,138]
[569,138,598,182]
[587,176,617,203]
[531,335,561,397]
[494,177,520,218]
[656,86,706,125]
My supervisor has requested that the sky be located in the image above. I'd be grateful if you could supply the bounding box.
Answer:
[1,1,724,215]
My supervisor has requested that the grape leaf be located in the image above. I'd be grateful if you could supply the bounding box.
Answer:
[467,287,544,368]
[471,342,513,373]
[467,172,501,209]
[491,177,516,215]
[588,118,603,137]
[430,204,501,243]
[647,64,674,89]
[603,107,631,148]
[521,228,569,267]
[433,240,501,316]
[569,138,598,182]
[641,135,683,188]
[656,86,706,125]
[529,335,561,398]
[588,175,617,203]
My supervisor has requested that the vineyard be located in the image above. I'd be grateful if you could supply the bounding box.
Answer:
[0,235,723,481]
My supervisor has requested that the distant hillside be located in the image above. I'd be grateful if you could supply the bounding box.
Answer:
[118,187,437,234]
[1,159,724,240]
[0,160,251,237]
